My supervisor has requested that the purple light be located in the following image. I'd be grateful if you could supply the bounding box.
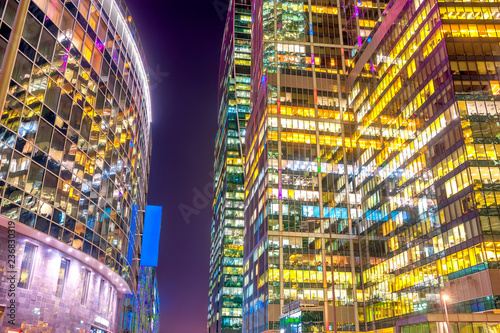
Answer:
[358,36,362,47]
[278,169,282,199]
[96,38,105,52]
[355,6,359,16]
[59,53,69,72]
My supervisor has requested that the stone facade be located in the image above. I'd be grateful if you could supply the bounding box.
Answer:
[0,225,120,333]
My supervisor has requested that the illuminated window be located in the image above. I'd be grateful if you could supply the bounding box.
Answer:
[17,243,37,289]
[491,81,500,95]
[55,258,69,298]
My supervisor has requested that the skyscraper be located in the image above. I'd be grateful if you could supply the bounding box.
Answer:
[208,0,252,332]
[243,0,380,330]
[347,0,500,329]
[0,0,157,331]
[243,0,500,332]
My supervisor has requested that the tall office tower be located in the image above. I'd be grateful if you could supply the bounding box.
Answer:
[347,0,500,330]
[0,0,156,332]
[243,0,380,330]
[244,0,500,331]
[208,0,252,332]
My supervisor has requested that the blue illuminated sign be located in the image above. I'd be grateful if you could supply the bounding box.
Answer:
[140,205,163,267]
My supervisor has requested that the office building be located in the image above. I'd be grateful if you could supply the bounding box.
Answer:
[243,0,379,330]
[243,0,500,331]
[348,0,500,329]
[0,0,157,331]
[208,0,252,332]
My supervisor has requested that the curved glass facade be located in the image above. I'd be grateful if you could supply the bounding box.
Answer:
[0,0,151,289]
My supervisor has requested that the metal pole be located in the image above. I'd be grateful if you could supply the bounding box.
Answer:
[329,217,337,333]
[444,298,451,333]
[0,0,31,109]
[322,247,330,332]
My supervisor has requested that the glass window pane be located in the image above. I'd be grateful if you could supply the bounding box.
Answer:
[17,243,36,289]
[55,258,69,297]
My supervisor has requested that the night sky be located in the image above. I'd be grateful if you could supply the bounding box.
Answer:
[124,0,226,331]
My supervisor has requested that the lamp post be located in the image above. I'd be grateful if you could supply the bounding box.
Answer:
[442,294,451,333]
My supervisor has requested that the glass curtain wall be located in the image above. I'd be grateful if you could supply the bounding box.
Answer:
[242,0,500,331]
[0,0,151,292]
[209,0,252,332]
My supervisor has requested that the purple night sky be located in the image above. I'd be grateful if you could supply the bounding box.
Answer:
[125,0,225,331]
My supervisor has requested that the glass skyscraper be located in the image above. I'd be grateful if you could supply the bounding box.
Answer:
[242,0,500,332]
[208,0,252,332]
[0,0,157,331]
[243,0,382,330]
[348,0,500,328]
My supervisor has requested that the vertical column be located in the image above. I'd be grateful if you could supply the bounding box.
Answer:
[272,0,285,321]
[0,0,30,109]
[305,0,330,329]
[335,0,360,329]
